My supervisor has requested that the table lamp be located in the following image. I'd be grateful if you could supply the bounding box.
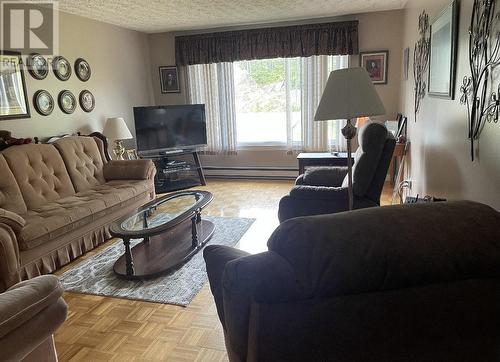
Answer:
[314,67,386,210]
[103,117,133,160]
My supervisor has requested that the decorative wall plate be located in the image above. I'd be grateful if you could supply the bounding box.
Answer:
[27,53,48,80]
[58,90,77,114]
[75,58,91,81]
[79,90,95,112]
[33,90,54,116]
[52,56,72,81]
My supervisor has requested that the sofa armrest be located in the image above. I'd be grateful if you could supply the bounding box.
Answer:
[0,208,25,234]
[0,276,67,361]
[0,224,21,292]
[0,275,66,339]
[103,160,156,181]
[301,166,348,187]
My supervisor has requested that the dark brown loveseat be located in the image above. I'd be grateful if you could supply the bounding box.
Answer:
[204,201,500,362]
[0,136,156,291]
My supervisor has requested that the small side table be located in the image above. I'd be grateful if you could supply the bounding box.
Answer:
[297,152,349,175]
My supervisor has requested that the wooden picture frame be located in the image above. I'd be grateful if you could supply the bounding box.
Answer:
[0,51,30,120]
[159,66,180,93]
[397,116,408,139]
[403,47,410,81]
[428,0,458,99]
[360,50,389,84]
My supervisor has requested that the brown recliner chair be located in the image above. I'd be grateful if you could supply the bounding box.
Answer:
[0,275,68,361]
[278,122,396,222]
[204,201,500,362]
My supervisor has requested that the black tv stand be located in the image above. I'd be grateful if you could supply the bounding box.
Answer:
[142,150,206,194]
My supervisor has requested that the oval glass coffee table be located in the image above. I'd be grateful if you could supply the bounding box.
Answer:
[110,190,214,279]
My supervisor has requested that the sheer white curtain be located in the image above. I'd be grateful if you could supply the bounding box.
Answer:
[186,55,348,153]
[287,55,348,152]
[186,63,238,154]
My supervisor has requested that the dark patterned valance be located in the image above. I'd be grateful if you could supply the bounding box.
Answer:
[175,21,358,66]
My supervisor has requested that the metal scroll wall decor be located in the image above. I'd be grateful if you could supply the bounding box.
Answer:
[413,11,430,120]
[460,0,500,161]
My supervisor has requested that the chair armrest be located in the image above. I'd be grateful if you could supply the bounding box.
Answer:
[204,245,251,327]
[278,190,350,222]
[290,185,348,200]
[103,160,156,181]
[0,225,21,292]
[221,251,302,361]
[302,166,348,187]
[295,174,306,185]
[0,275,66,339]
[0,208,25,234]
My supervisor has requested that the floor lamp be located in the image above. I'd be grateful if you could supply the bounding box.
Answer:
[314,67,386,210]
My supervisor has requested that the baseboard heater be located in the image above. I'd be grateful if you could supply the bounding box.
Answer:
[203,166,298,180]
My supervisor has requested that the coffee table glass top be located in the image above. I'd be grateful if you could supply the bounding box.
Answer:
[118,191,212,234]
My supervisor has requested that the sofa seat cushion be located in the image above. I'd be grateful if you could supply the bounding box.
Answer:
[18,180,153,250]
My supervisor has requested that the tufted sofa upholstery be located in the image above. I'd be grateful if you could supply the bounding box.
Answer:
[0,136,156,291]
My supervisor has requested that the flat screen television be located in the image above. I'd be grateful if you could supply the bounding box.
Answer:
[133,105,207,155]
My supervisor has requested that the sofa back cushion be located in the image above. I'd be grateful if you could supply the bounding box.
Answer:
[2,144,75,209]
[54,137,106,192]
[0,154,27,214]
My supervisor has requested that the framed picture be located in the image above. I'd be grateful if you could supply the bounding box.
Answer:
[52,56,72,81]
[403,47,410,81]
[79,90,95,112]
[397,116,408,139]
[58,90,77,114]
[27,53,49,80]
[428,0,458,99]
[126,149,138,160]
[0,51,30,120]
[360,50,389,84]
[159,66,180,93]
[33,90,54,116]
[75,58,91,82]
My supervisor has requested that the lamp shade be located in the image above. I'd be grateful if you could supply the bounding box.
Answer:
[314,67,386,121]
[103,117,133,140]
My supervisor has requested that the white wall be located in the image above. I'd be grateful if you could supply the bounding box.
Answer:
[400,0,500,210]
[2,11,154,149]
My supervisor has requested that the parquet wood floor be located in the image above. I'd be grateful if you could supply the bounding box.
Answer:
[54,179,393,361]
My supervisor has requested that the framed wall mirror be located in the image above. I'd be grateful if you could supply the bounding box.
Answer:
[428,0,458,99]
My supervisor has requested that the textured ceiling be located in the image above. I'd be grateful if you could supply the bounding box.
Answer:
[58,0,407,33]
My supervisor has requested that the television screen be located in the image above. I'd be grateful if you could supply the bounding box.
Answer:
[133,105,207,154]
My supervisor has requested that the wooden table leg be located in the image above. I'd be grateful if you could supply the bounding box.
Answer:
[193,151,206,186]
[123,237,134,276]
[191,214,199,248]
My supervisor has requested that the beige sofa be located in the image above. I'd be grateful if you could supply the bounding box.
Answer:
[0,136,156,291]
[0,275,67,361]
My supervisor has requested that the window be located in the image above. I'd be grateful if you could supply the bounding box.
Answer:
[186,55,349,153]
[234,55,348,146]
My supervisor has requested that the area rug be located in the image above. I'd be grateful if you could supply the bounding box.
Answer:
[58,216,255,306]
